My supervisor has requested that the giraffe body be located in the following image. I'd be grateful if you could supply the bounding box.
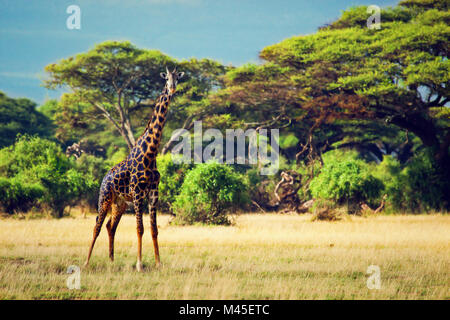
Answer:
[84,68,184,271]
[99,127,161,205]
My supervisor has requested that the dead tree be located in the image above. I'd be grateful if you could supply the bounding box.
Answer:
[273,171,306,213]
[66,141,84,159]
[360,194,388,215]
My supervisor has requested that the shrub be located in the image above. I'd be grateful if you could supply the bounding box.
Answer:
[173,162,249,225]
[244,167,274,210]
[0,135,97,217]
[402,151,448,211]
[73,153,109,210]
[106,148,128,167]
[65,168,98,208]
[156,153,193,212]
[309,151,384,211]
[373,151,448,212]
[0,92,54,148]
[0,176,44,214]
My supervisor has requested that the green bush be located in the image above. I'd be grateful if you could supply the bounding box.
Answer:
[244,167,269,206]
[309,151,384,210]
[65,167,98,208]
[0,135,97,217]
[74,153,109,210]
[373,151,448,212]
[371,156,403,212]
[0,176,44,214]
[173,162,249,225]
[402,151,448,212]
[156,153,193,212]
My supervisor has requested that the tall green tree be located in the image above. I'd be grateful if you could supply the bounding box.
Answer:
[44,41,228,155]
[215,1,449,207]
[45,41,175,150]
[0,92,54,148]
[261,1,449,165]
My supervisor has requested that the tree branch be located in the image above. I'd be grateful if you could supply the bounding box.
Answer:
[160,114,195,155]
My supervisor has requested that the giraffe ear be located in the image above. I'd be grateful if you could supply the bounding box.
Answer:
[177,72,185,79]
[160,72,167,79]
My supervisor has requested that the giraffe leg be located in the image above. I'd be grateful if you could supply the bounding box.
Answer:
[133,196,144,272]
[84,198,111,267]
[106,199,127,262]
[148,189,160,267]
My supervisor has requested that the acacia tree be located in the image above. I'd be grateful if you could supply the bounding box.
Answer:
[262,2,449,167]
[212,58,411,165]
[45,41,175,150]
[44,41,228,154]
[216,1,449,202]
[160,58,229,154]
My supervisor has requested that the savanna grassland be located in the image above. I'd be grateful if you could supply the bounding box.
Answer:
[0,212,448,300]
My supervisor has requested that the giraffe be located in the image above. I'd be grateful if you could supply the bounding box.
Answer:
[84,67,184,272]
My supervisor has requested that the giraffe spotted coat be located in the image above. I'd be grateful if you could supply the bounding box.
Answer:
[85,68,184,272]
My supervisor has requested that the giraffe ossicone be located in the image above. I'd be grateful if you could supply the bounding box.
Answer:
[84,67,184,271]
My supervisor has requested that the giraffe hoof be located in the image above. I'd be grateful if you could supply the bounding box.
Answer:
[136,261,143,272]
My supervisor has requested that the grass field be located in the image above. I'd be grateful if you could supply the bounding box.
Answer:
[0,212,448,300]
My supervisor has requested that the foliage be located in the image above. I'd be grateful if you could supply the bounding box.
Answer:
[309,151,384,209]
[0,135,96,217]
[173,162,249,225]
[328,5,414,29]
[0,176,44,214]
[0,92,54,148]
[373,151,449,212]
[156,153,193,212]
[39,97,113,156]
[263,2,449,169]
[216,1,450,210]
[69,153,110,210]
[44,41,228,155]
[399,0,450,11]
[2,2,449,217]
[402,151,449,212]
[371,156,404,212]
[244,167,275,210]
[44,41,176,150]
[158,58,229,155]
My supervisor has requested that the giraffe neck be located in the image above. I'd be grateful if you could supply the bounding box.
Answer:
[140,86,172,157]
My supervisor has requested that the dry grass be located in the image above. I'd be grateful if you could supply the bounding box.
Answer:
[0,211,448,300]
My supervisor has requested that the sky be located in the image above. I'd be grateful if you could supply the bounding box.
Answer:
[0,0,398,104]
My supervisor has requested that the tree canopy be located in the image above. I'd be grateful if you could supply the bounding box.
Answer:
[45,41,176,150]
[45,41,228,155]
[0,92,54,148]
[215,1,449,182]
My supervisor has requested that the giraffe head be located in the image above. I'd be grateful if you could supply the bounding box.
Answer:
[160,67,184,95]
